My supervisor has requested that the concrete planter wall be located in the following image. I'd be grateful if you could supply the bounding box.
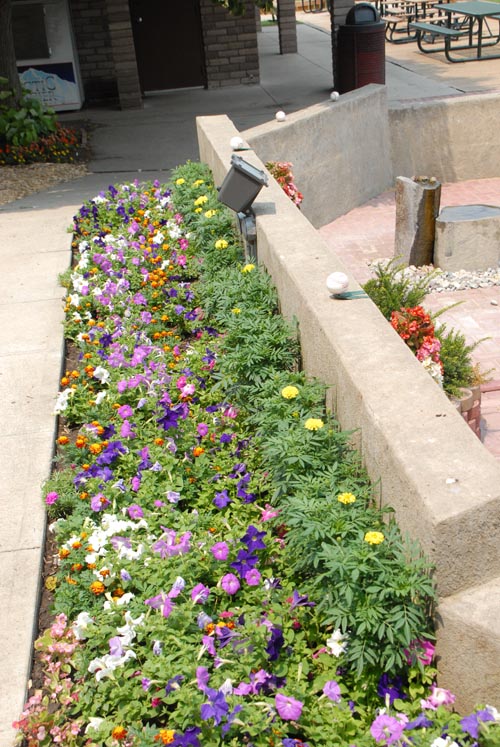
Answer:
[196,91,500,710]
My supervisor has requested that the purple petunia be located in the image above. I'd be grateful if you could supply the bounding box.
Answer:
[127,503,144,520]
[323,680,341,702]
[220,573,240,595]
[275,693,303,721]
[245,569,261,586]
[211,541,229,561]
[213,490,232,509]
[370,714,406,745]
[191,583,211,604]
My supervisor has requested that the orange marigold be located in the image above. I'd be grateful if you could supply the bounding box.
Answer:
[112,726,127,741]
[90,580,106,595]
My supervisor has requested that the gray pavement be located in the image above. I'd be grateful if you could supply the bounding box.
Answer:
[1,18,499,746]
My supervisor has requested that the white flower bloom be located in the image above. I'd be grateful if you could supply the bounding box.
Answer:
[85,717,104,733]
[54,388,73,414]
[159,196,170,208]
[103,592,135,610]
[326,629,348,657]
[78,240,90,252]
[88,649,136,680]
[486,705,500,721]
[95,391,107,405]
[430,738,459,747]
[73,611,95,640]
[93,366,110,384]
[92,195,108,204]
[153,231,165,244]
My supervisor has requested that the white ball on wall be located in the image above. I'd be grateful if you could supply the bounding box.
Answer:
[230,136,245,150]
[326,271,349,293]
[275,110,287,122]
[330,91,340,101]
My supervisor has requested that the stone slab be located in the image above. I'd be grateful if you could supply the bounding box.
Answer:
[437,577,500,712]
[434,204,500,272]
[0,250,69,304]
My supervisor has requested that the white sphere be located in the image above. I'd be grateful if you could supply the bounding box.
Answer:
[330,91,340,101]
[230,136,245,150]
[275,110,286,122]
[326,271,349,293]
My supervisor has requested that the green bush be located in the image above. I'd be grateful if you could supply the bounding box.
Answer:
[0,76,57,146]
[363,259,433,320]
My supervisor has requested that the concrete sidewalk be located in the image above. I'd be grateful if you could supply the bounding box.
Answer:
[1,18,500,746]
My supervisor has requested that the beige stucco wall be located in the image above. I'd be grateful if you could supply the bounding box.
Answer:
[197,104,500,710]
[242,85,500,228]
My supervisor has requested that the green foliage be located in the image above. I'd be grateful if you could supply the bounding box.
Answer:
[0,76,57,146]
[362,259,433,320]
[435,323,484,396]
[211,0,274,15]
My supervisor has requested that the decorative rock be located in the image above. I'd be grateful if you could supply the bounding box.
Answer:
[326,271,349,294]
[434,205,500,272]
[394,176,442,267]
[491,299,499,306]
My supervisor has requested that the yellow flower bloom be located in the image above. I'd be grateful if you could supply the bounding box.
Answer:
[338,492,356,504]
[304,417,324,431]
[194,195,208,206]
[281,385,299,399]
[194,208,202,213]
[204,209,217,218]
[157,730,176,745]
[232,307,241,314]
[242,263,255,273]
[175,178,185,185]
[364,531,385,545]
[193,179,205,187]
[215,239,228,250]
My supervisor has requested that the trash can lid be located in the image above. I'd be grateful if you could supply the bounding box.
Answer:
[345,2,380,23]
[230,154,269,186]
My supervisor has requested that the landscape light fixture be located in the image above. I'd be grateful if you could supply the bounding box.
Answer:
[217,154,268,216]
[217,154,269,261]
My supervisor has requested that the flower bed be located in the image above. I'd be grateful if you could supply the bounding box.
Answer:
[14,163,500,747]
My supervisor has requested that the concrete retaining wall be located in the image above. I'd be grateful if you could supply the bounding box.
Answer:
[242,85,500,228]
[197,107,500,711]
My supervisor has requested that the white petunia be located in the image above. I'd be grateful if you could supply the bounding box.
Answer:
[93,366,110,384]
[326,629,348,657]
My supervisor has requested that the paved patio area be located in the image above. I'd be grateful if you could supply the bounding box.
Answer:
[319,178,500,457]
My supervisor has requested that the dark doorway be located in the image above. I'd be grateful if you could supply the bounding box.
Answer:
[129,0,205,91]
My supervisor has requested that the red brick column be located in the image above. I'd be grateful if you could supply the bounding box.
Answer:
[277,0,298,54]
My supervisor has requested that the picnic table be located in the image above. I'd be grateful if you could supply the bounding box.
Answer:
[378,0,445,42]
[410,0,500,60]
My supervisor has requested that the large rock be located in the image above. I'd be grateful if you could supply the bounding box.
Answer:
[395,175,441,266]
[434,204,500,272]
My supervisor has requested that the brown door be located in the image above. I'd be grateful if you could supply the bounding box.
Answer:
[129,0,205,91]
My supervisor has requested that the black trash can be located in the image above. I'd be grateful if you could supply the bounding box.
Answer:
[336,3,385,94]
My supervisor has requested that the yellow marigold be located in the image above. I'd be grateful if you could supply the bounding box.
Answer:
[281,385,299,399]
[156,730,175,745]
[57,435,70,445]
[194,208,202,214]
[232,307,241,314]
[337,492,357,505]
[304,417,324,431]
[89,580,106,595]
[193,446,205,457]
[175,178,185,185]
[193,179,205,187]
[204,209,217,218]
[241,263,255,273]
[45,576,57,591]
[215,239,228,250]
[112,726,128,741]
[364,530,385,545]
[194,195,208,206]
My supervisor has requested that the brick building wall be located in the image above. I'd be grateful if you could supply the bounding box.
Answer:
[69,0,118,104]
[199,0,260,88]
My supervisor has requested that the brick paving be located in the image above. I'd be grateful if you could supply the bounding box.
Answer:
[319,177,500,457]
